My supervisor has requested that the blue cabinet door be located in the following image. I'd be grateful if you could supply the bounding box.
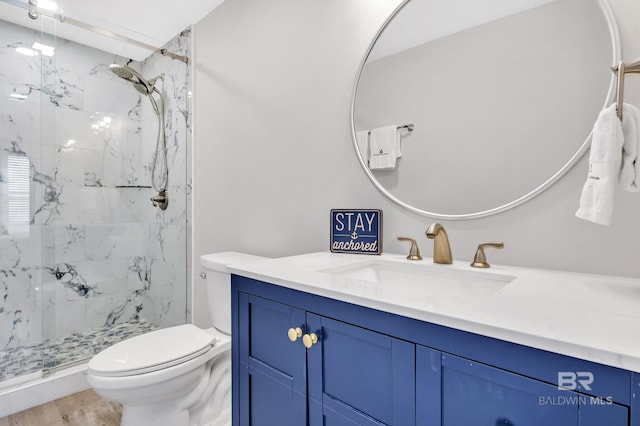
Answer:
[441,353,577,426]
[436,353,628,426]
[306,313,415,426]
[238,293,307,426]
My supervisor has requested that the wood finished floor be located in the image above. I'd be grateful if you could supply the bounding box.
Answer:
[0,389,122,426]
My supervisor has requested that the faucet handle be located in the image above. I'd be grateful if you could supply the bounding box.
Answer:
[397,237,423,260]
[470,242,504,268]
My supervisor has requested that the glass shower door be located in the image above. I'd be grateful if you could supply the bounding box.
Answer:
[1,4,190,389]
[0,17,50,386]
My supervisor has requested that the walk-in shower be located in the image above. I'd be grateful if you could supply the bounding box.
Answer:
[110,64,169,210]
[0,6,191,416]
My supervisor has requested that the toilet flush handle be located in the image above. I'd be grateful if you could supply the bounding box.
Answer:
[200,272,206,279]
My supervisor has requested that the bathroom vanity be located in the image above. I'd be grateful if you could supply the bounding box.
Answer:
[229,252,640,425]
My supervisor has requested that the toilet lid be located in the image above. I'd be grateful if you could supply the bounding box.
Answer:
[88,324,216,377]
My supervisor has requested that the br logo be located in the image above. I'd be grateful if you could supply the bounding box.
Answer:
[557,372,594,391]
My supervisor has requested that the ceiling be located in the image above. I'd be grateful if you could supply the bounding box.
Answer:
[0,0,556,63]
[0,0,225,61]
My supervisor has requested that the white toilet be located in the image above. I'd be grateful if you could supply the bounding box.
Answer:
[87,252,264,426]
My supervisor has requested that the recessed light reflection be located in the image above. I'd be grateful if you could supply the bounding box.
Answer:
[37,0,58,11]
[89,113,113,133]
[10,93,28,101]
[32,42,55,57]
[16,47,37,56]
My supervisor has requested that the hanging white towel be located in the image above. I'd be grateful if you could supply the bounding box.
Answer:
[356,130,370,165]
[619,103,640,192]
[369,125,400,170]
[575,103,624,225]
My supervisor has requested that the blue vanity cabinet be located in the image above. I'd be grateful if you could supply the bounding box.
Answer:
[232,276,634,426]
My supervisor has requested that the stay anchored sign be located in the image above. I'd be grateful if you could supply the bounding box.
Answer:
[330,209,382,255]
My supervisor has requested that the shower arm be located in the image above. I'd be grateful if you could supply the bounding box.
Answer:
[148,74,165,88]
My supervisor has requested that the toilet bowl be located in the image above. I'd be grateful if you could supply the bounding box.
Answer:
[87,252,265,426]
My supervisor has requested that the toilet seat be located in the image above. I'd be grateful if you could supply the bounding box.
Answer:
[88,324,216,377]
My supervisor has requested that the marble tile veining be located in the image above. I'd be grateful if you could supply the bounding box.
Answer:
[0,18,191,385]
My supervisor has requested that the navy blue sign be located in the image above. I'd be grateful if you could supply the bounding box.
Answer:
[330,209,382,255]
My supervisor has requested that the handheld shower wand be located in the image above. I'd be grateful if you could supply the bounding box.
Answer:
[110,64,168,210]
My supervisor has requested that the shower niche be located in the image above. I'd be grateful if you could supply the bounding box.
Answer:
[0,14,191,394]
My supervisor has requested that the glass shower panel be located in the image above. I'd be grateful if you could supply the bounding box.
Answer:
[34,17,157,374]
[37,15,63,375]
[0,18,47,385]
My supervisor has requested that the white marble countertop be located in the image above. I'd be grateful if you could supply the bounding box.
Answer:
[226,251,640,373]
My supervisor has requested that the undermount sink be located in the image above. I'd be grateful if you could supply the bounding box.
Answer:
[318,258,516,305]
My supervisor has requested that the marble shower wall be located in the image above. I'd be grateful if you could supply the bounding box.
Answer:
[0,20,190,353]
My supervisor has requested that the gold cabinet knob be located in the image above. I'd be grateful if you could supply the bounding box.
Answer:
[302,333,318,348]
[287,327,303,342]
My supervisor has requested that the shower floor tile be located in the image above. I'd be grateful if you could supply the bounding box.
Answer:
[0,320,157,382]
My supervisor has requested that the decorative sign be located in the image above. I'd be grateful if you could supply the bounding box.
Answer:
[330,209,382,255]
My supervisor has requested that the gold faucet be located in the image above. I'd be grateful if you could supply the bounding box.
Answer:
[425,223,452,264]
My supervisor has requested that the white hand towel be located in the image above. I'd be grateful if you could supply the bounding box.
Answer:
[356,130,370,165]
[620,103,640,192]
[575,103,623,225]
[369,125,400,170]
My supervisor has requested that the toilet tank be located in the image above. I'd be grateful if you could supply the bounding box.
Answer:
[199,252,267,334]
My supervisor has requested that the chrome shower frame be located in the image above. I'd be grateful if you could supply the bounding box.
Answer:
[0,0,189,63]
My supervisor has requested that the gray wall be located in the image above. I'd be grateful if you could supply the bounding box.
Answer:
[192,0,640,326]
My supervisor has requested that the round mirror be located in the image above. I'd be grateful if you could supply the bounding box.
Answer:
[352,0,620,220]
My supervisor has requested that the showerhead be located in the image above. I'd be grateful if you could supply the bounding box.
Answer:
[109,64,156,95]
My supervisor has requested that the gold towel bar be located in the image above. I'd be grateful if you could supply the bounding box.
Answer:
[612,58,640,119]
